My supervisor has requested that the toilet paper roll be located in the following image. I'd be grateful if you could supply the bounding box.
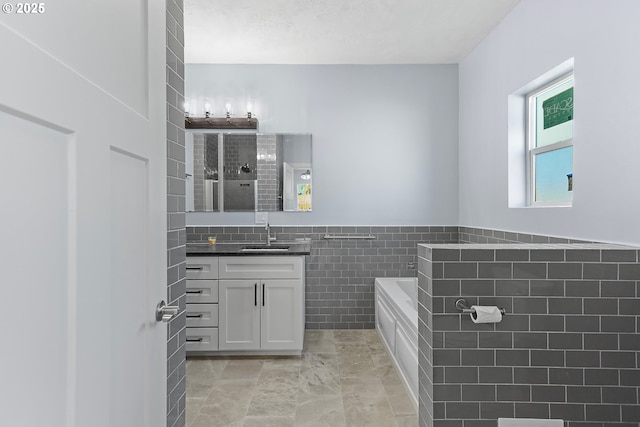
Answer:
[470,305,502,323]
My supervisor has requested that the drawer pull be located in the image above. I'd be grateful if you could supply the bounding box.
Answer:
[186,290,203,294]
[186,314,203,318]
[186,338,203,342]
[186,266,204,270]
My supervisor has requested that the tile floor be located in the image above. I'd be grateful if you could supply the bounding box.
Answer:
[186,329,418,427]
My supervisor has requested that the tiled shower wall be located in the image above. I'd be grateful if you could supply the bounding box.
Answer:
[205,134,218,176]
[223,134,257,181]
[418,243,640,427]
[256,134,279,211]
[192,134,205,211]
[166,0,187,426]
[186,225,458,328]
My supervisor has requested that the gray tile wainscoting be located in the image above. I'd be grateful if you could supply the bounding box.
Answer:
[418,243,640,427]
[459,227,592,245]
[186,225,459,329]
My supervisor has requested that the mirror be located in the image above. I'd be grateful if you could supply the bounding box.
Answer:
[190,133,220,211]
[186,133,312,212]
[223,133,258,211]
[280,133,312,212]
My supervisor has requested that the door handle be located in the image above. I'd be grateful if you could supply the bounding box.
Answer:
[254,283,258,306]
[262,283,265,306]
[156,300,180,322]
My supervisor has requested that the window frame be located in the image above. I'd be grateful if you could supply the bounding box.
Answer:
[525,72,574,207]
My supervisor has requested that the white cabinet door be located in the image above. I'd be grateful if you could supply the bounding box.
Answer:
[219,280,260,350]
[261,280,303,351]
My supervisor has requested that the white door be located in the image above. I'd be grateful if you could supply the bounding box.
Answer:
[219,280,260,350]
[261,280,304,350]
[0,2,167,427]
[283,161,296,211]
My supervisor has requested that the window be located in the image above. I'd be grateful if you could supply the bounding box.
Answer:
[526,74,574,205]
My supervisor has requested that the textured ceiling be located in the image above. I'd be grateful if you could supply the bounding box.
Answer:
[184,0,521,64]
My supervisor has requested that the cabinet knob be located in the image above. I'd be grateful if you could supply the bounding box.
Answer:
[156,300,180,322]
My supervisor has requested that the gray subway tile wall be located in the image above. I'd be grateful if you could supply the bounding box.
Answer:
[186,225,458,328]
[418,243,640,427]
[458,227,592,245]
[256,134,279,211]
[166,1,187,426]
[223,134,258,181]
[192,134,205,211]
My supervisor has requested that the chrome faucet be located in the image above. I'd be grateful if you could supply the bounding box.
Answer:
[265,222,276,246]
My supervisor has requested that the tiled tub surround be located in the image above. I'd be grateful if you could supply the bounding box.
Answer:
[186,226,459,329]
[459,227,592,245]
[417,243,640,427]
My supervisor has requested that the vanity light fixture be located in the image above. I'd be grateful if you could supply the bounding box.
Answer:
[301,170,311,180]
[184,98,258,130]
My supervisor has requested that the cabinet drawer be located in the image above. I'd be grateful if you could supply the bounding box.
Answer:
[186,327,218,352]
[219,256,303,279]
[186,303,219,327]
[186,279,218,303]
[186,256,219,280]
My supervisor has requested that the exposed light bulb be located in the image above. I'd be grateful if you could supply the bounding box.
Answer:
[225,101,232,119]
[246,100,253,119]
[183,102,190,117]
[204,102,211,118]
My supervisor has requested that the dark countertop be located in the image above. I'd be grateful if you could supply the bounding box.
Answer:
[186,242,312,256]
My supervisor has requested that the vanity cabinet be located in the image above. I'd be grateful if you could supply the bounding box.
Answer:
[218,256,304,352]
[185,256,219,352]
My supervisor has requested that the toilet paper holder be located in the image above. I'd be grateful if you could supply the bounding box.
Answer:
[455,298,506,315]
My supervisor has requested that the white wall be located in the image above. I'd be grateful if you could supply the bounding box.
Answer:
[458,0,640,245]
[186,64,459,226]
